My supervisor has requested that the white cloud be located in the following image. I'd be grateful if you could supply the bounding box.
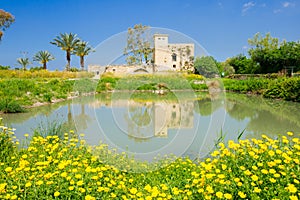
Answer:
[273,9,282,14]
[274,2,295,14]
[242,1,256,15]
[282,1,295,8]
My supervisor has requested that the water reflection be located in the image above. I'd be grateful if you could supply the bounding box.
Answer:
[1,92,300,160]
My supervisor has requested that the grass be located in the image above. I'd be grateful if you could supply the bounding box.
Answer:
[0,120,299,199]
[0,78,97,113]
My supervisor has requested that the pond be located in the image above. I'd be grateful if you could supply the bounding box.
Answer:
[1,91,300,161]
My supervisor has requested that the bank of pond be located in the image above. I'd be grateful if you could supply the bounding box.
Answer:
[0,74,300,113]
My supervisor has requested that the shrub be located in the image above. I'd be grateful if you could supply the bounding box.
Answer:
[0,98,24,113]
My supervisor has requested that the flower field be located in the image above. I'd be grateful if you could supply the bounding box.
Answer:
[0,123,299,199]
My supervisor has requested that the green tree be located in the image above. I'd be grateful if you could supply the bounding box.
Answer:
[33,51,55,70]
[194,56,219,78]
[248,32,280,73]
[74,41,94,71]
[278,41,300,73]
[226,54,258,74]
[17,58,30,70]
[50,33,80,71]
[0,9,15,41]
[124,24,152,65]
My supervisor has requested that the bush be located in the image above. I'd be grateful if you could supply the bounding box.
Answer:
[263,78,300,101]
[0,98,24,113]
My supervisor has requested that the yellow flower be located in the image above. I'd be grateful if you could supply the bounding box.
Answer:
[69,186,74,191]
[61,172,67,178]
[11,195,17,200]
[79,187,86,193]
[216,191,223,198]
[238,191,246,198]
[268,150,275,156]
[25,182,32,188]
[85,195,96,200]
[251,175,259,181]
[75,174,82,179]
[22,154,28,159]
[54,191,60,197]
[269,178,276,183]
[36,180,43,186]
[289,195,298,200]
[286,184,297,193]
[224,193,232,199]
[5,167,12,173]
[287,131,294,136]
[130,187,138,195]
[254,187,261,193]
[206,185,214,194]
[24,133,29,137]
[77,180,84,186]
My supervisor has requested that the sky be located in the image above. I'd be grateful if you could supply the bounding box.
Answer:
[0,0,299,70]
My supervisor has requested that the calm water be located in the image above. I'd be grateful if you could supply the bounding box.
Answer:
[2,91,300,161]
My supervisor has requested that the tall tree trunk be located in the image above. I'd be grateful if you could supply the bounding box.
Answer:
[66,51,71,71]
[80,56,84,71]
[43,62,47,70]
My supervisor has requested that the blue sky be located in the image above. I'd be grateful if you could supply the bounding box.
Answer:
[0,0,299,70]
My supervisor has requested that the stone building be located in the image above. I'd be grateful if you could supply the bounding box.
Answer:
[88,34,195,78]
[153,34,194,71]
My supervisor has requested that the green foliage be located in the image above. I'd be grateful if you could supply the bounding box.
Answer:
[194,56,219,78]
[223,77,300,102]
[0,121,16,162]
[0,65,10,70]
[32,119,72,139]
[33,50,55,70]
[226,54,259,74]
[0,127,299,199]
[248,32,300,74]
[0,9,15,41]
[73,78,98,94]
[17,57,30,70]
[0,98,24,113]
[74,41,94,71]
[124,24,152,65]
[0,78,97,112]
[50,33,81,71]
[263,78,300,101]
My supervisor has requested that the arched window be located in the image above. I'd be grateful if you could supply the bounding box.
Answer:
[172,53,177,62]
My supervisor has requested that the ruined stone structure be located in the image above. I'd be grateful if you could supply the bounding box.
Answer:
[153,34,194,71]
[88,34,195,78]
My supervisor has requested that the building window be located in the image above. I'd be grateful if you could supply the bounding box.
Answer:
[173,64,176,68]
[172,53,177,62]
[112,68,116,72]
[96,71,99,75]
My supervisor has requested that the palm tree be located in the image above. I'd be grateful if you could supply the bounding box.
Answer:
[74,41,94,71]
[50,33,80,71]
[33,51,55,70]
[17,57,30,70]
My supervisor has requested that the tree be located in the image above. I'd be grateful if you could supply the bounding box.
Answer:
[74,41,94,71]
[278,41,300,73]
[33,51,55,70]
[248,32,280,73]
[248,32,300,74]
[0,9,15,41]
[194,56,219,78]
[124,24,152,65]
[17,58,30,70]
[226,54,258,74]
[50,33,80,71]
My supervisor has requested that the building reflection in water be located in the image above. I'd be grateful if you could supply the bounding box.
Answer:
[87,99,194,141]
